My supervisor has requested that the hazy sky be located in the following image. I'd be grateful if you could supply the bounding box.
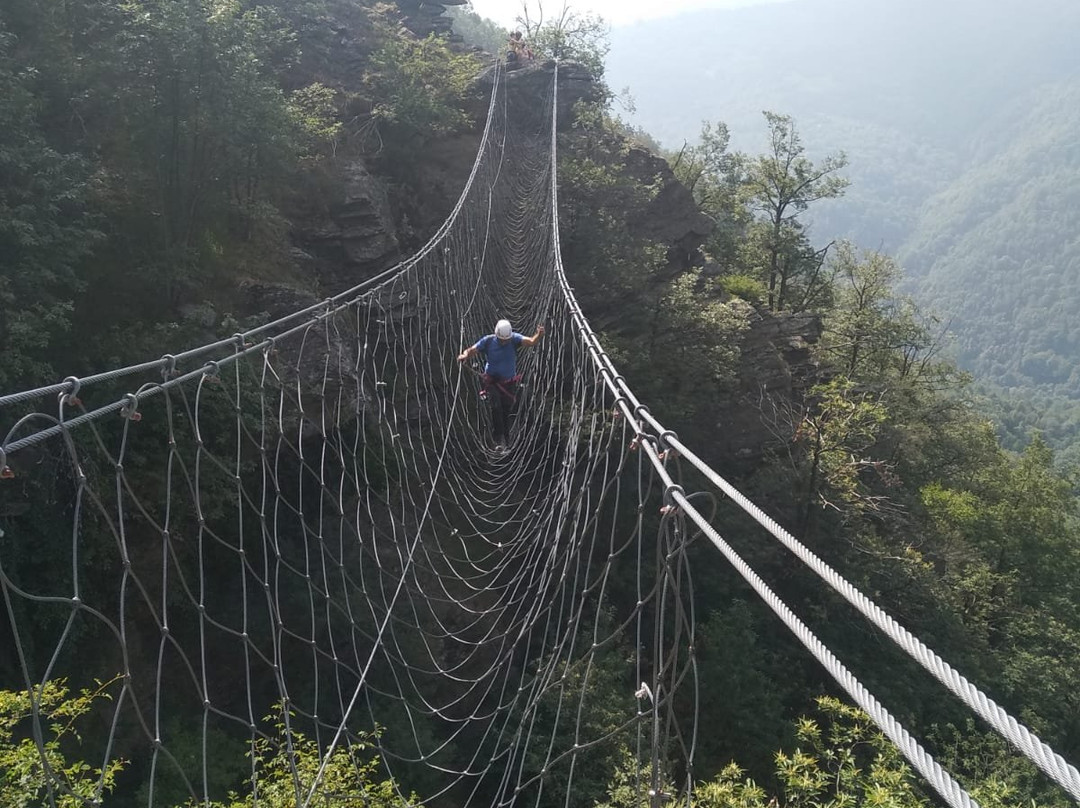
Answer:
[465,0,788,29]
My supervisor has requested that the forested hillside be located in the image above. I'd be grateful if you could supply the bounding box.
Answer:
[3,1,1080,807]
[900,82,1080,457]
[607,0,1080,454]
[0,0,484,395]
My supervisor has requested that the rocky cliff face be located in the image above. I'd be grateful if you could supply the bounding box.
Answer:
[621,146,714,276]
[281,59,603,298]
[474,59,605,132]
[292,161,403,294]
[262,13,823,465]
[395,0,466,40]
[719,311,824,465]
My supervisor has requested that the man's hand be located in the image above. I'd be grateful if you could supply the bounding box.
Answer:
[457,349,470,362]
[522,326,545,348]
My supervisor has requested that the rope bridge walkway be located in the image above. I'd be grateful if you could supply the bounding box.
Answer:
[0,64,1077,808]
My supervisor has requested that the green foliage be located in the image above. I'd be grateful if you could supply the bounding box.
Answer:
[0,678,125,808]
[596,697,935,808]
[114,0,308,246]
[593,747,659,808]
[0,25,99,389]
[741,112,848,312]
[608,1,1080,457]
[445,3,508,54]
[928,720,1074,808]
[821,243,945,386]
[366,34,479,140]
[519,642,636,808]
[0,683,410,808]
[691,602,794,782]
[0,0,490,393]
[288,82,343,158]
[558,103,750,446]
[793,377,890,519]
[668,122,738,207]
[199,713,410,808]
[649,272,752,415]
[518,3,610,78]
[767,697,928,808]
[649,115,1080,788]
[134,717,248,807]
[663,115,844,313]
[899,82,1080,403]
[667,121,751,269]
[718,274,767,305]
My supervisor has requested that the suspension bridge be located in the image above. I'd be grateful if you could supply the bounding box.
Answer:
[0,64,1077,808]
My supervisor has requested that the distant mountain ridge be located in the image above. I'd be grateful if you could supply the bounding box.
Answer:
[609,0,1079,148]
[607,0,1080,449]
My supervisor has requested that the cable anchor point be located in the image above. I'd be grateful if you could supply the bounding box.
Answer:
[60,376,82,407]
[660,484,685,516]
[203,360,222,383]
[120,393,142,422]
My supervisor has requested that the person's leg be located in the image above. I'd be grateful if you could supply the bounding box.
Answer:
[502,381,518,438]
[491,393,508,444]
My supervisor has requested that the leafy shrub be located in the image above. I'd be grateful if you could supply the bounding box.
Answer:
[718,273,767,305]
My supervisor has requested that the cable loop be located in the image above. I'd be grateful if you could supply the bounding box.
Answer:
[637,432,660,447]
[120,392,141,422]
[663,484,685,508]
[60,376,82,406]
[658,430,679,451]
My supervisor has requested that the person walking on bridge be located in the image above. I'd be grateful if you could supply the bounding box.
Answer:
[458,319,544,450]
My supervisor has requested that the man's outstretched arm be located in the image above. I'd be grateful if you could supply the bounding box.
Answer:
[457,344,478,362]
[521,325,545,348]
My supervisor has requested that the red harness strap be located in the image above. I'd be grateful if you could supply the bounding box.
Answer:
[480,373,522,403]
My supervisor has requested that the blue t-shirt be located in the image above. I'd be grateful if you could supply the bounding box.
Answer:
[475,333,524,380]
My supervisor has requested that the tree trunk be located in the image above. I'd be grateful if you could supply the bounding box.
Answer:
[767,216,782,311]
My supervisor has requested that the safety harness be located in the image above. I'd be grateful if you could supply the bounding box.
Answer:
[480,373,522,404]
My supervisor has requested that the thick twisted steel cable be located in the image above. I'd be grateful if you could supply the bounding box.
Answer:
[651,432,1080,801]
[671,488,979,808]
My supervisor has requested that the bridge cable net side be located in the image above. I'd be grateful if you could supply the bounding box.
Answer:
[545,66,1080,807]
[0,62,693,808]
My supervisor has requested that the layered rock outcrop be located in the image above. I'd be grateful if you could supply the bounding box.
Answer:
[622,146,714,275]
[395,0,466,39]
[294,161,402,293]
[718,311,823,464]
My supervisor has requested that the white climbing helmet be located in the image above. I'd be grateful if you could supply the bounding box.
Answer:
[495,319,512,339]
